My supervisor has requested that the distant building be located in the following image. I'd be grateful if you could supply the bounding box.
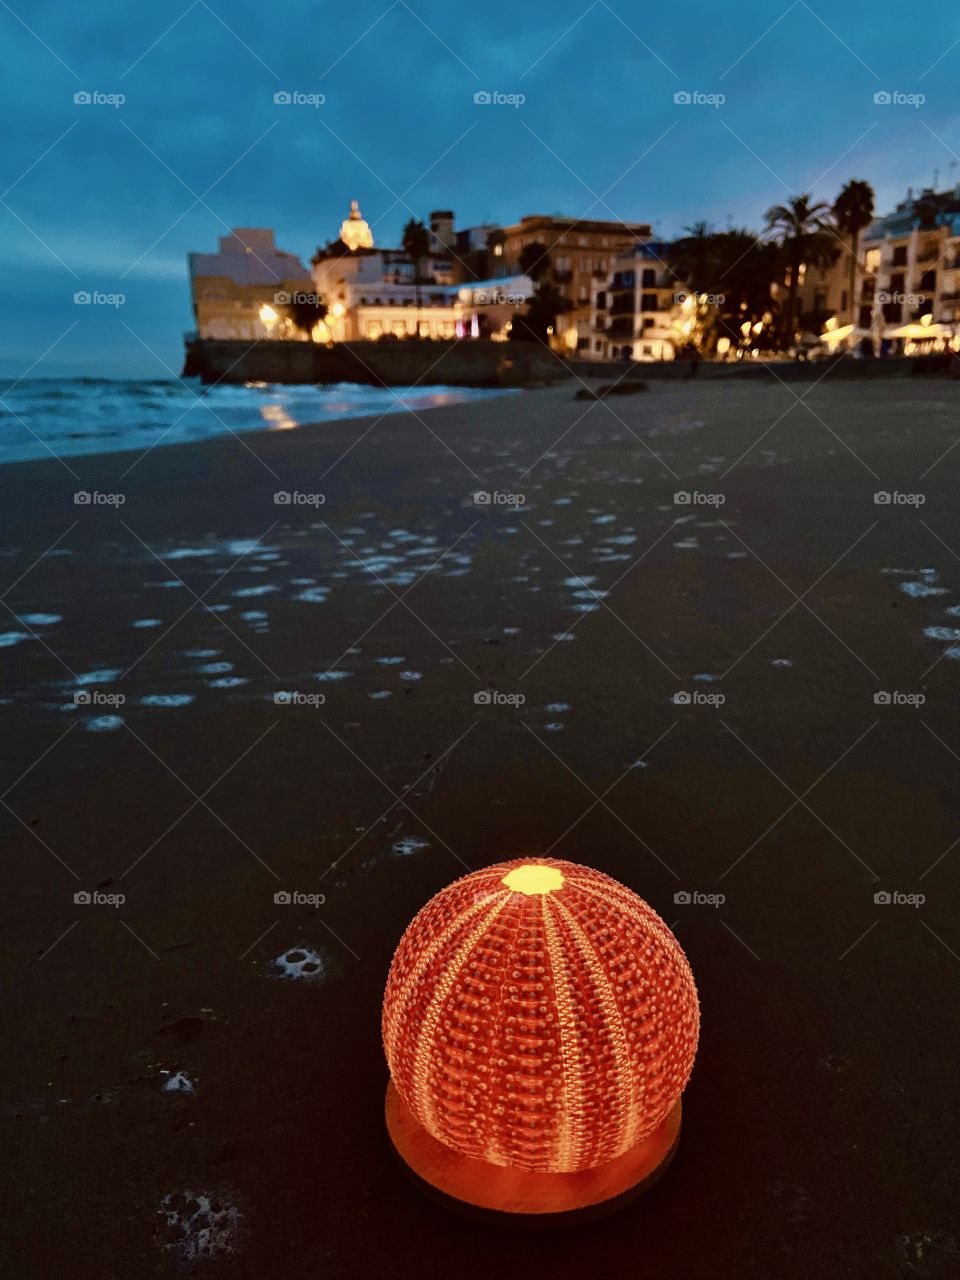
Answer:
[455,275,535,340]
[453,222,503,283]
[497,215,652,352]
[591,243,687,361]
[187,229,312,340]
[861,186,960,354]
[311,201,461,341]
[798,186,960,355]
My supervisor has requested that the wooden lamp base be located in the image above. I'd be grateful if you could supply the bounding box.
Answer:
[384,1081,681,1226]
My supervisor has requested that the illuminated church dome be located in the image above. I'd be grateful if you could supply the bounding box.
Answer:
[340,199,374,251]
[382,857,699,1176]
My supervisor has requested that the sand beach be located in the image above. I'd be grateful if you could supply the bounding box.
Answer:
[3,374,960,1277]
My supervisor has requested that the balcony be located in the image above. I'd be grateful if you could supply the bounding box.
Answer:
[606,318,635,339]
[553,269,573,283]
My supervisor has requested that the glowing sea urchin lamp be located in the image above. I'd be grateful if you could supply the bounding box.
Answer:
[382,857,699,1221]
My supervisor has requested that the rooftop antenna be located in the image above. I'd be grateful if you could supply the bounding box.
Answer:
[932,168,939,190]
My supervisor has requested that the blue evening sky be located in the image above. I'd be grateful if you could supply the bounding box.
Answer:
[1,0,957,377]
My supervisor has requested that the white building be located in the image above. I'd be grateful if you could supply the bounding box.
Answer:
[311,202,462,341]
[591,243,688,361]
[454,275,534,340]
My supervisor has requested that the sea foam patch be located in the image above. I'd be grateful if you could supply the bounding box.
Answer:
[269,947,327,981]
[157,1189,242,1263]
[392,835,430,856]
[20,613,62,626]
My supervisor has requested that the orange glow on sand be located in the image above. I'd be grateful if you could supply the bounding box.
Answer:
[382,857,699,1181]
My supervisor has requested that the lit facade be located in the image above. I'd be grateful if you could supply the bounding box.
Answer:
[497,215,652,352]
[860,186,960,353]
[798,187,960,355]
[590,243,689,361]
[311,203,462,341]
[188,228,313,341]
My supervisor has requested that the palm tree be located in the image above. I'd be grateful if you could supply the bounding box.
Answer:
[519,240,551,284]
[833,180,875,324]
[401,218,431,336]
[283,295,327,340]
[669,221,716,297]
[764,194,838,348]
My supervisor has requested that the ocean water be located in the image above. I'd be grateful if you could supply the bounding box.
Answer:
[0,378,514,465]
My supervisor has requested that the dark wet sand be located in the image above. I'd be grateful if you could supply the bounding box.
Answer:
[3,377,960,1278]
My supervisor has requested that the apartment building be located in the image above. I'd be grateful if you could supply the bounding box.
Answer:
[497,215,652,352]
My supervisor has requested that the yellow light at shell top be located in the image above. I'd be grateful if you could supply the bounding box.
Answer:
[501,864,564,895]
[259,304,278,325]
